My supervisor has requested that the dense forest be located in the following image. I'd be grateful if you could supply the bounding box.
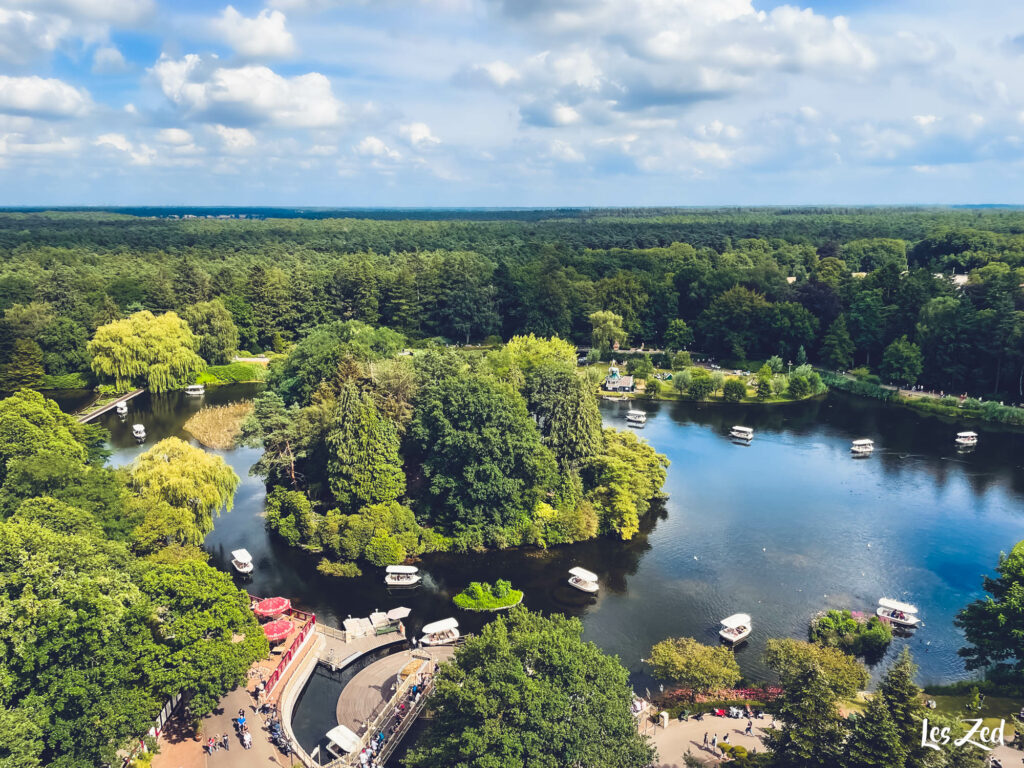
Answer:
[3,208,1024,397]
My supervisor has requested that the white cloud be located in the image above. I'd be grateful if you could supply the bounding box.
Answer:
[95,132,131,152]
[151,54,343,128]
[0,75,89,118]
[209,124,256,150]
[399,122,440,147]
[458,60,521,88]
[913,114,938,127]
[355,135,400,160]
[156,128,193,145]
[92,45,128,74]
[94,132,157,164]
[211,6,295,58]
[11,0,155,25]
[548,139,583,162]
[0,9,69,65]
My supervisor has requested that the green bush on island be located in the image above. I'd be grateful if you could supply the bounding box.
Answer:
[196,361,268,386]
[810,610,893,659]
[453,579,523,611]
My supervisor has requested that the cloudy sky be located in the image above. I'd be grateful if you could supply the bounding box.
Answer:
[0,0,1022,206]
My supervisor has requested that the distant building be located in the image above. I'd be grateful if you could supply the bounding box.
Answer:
[604,375,635,392]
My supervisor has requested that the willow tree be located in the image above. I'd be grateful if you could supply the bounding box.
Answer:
[88,310,205,392]
[126,437,239,545]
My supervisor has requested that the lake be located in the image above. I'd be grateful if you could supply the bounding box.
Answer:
[81,386,1024,690]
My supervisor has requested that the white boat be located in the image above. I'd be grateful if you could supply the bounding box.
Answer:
[568,566,599,594]
[877,598,921,628]
[325,724,361,758]
[730,426,753,441]
[132,424,146,441]
[385,564,421,587]
[955,431,978,446]
[420,617,459,646]
[184,384,205,396]
[719,613,752,644]
[626,409,647,426]
[851,438,874,455]
[115,401,128,415]
[230,548,254,575]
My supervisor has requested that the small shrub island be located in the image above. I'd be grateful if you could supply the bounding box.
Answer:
[810,609,893,660]
[453,580,523,612]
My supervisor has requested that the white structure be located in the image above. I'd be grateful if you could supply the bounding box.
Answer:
[420,617,459,646]
[568,566,599,594]
[115,401,128,415]
[184,384,205,396]
[325,724,361,758]
[385,564,421,587]
[230,549,253,574]
[626,409,647,426]
[719,613,752,644]
[877,598,921,628]
[730,426,753,441]
[851,439,874,455]
[955,431,978,447]
[132,424,146,441]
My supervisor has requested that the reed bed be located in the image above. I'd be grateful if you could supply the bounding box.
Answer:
[183,401,254,450]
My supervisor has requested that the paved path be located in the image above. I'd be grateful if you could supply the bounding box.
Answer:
[647,716,773,766]
[75,388,144,423]
[335,647,454,734]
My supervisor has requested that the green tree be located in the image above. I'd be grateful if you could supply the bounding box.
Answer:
[582,428,668,540]
[787,375,811,398]
[723,377,747,402]
[664,318,694,351]
[842,694,906,768]
[326,383,405,511]
[408,608,655,768]
[955,539,1024,687]
[126,437,239,545]
[88,310,205,392]
[0,389,98,487]
[756,364,773,401]
[410,374,556,540]
[524,363,602,469]
[647,636,741,696]
[763,638,869,699]
[820,315,855,370]
[688,368,714,401]
[183,299,240,364]
[764,664,847,768]
[264,486,318,547]
[0,339,44,390]
[879,335,923,387]
[479,334,577,387]
[589,310,627,352]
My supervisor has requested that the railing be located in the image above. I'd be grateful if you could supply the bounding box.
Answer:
[245,594,318,697]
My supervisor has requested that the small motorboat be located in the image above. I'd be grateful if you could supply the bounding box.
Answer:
[115,401,128,415]
[626,409,647,426]
[730,426,753,442]
[231,548,254,575]
[184,384,205,396]
[851,438,874,456]
[385,564,421,587]
[719,613,752,644]
[568,566,599,594]
[132,424,146,441]
[877,598,921,628]
[420,617,459,646]
[955,431,978,447]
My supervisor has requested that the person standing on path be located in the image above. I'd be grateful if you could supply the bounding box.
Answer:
[703,732,708,748]
[222,733,230,751]
[745,719,753,736]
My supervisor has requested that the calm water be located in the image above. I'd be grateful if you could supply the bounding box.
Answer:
[77,386,1024,689]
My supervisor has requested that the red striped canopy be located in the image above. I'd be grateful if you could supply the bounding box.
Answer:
[253,597,291,618]
[263,619,293,642]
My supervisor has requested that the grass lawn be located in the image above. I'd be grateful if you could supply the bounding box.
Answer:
[928,694,1022,738]
[196,362,269,386]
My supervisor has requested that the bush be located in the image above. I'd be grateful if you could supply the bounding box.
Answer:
[787,375,811,399]
[810,609,893,660]
[317,558,362,578]
[452,580,523,611]
[41,372,90,389]
[672,351,693,370]
[363,531,405,566]
[723,378,747,402]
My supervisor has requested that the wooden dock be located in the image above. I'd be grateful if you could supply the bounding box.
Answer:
[75,388,144,423]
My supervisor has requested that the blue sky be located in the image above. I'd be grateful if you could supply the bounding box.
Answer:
[0,0,1021,206]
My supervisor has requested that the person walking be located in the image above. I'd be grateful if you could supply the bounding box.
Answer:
[745,719,753,735]
[711,734,717,753]
[222,733,230,751]
[703,731,708,748]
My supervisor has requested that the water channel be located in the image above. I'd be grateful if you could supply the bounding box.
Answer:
[71,386,1024,698]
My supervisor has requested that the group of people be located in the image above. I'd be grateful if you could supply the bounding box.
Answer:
[702,731,731,755]
[356,672,434,767]
[233,709,254,749]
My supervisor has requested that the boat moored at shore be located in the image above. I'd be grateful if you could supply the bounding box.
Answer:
[184,384,205,396]
[420,617,459,646]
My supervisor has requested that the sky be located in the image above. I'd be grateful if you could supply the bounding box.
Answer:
[0,0,1023,206]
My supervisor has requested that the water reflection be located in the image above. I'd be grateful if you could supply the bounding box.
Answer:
[70,386,1024,691]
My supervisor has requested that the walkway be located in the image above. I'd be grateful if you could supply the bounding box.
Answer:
[75,388,144,423]
[335,647,454,734]
[647,717,773,766]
